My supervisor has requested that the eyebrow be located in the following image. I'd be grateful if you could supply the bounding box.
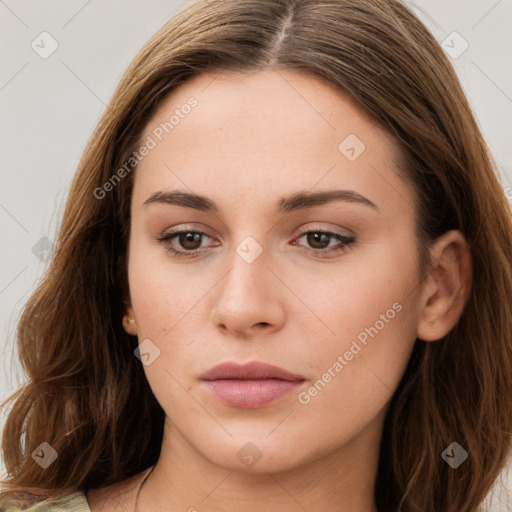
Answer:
[142,189,379,213]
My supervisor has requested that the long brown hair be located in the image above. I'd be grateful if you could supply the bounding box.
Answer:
[1,1,511,510]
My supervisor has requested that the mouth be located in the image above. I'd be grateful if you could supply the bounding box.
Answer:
[200,361,306,409]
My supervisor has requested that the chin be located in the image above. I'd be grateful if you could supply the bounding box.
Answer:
[194,433,316,475]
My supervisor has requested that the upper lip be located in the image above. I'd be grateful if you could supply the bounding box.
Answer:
[200,361,305,381]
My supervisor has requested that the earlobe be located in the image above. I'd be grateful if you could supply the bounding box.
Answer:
[416,230,472,342]
[122,307,138,336]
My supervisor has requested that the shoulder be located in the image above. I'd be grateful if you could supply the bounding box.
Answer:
[1,466,154,512]
[1,491,91,511]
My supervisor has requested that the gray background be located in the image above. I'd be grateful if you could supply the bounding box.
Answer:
[1,0,511,507]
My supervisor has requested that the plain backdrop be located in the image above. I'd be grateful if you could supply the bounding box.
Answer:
[1,0,511,508]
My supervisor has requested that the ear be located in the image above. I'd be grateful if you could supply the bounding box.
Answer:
[122,303,138,336]
[416,230,472,342]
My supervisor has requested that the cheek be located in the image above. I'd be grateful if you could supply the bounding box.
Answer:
[296,237,418,342]
[126,245,210,414]
[127,237,212,340]
[295,308,416,452]
[294,244,420,432]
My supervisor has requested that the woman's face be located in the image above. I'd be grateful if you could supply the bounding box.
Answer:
[126,69,424,473]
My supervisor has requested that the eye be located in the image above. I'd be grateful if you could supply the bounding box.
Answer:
[291,230,355,257]
[156,228,355,259]
[156,230,216,258]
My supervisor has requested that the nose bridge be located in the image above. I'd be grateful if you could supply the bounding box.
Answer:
[221,234,269,304]
[210,233,285,334]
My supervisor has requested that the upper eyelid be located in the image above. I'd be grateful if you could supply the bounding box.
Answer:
[161,221,354,238]
[159,227,354,246]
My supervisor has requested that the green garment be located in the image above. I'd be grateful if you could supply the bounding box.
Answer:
[1,491,91,511]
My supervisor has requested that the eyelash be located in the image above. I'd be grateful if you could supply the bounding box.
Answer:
[156,229,355,259]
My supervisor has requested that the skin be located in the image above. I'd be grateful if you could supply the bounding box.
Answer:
[87,69,472,511]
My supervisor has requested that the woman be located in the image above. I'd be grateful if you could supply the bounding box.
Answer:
[1,0,511,511]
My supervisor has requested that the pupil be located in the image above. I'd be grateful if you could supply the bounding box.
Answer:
[308,232,328,249]
[181,232,201,249]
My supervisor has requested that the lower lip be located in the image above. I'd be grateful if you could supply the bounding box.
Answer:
[202,379,305,408]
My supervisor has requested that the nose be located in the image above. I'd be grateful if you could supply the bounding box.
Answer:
[209,246,286,339]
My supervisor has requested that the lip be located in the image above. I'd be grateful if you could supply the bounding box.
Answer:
[200,361,306,408]
[200,361,305,381]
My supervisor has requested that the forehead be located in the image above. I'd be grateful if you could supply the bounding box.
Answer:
[133,69,414,218]
[142,68,381,150]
